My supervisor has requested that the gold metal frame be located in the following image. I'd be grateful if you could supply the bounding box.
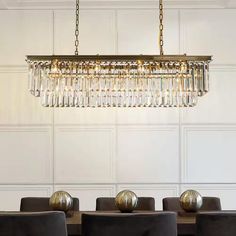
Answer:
[27,55,212,62]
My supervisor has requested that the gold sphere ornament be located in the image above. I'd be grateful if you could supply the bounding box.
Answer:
[180,190,203,212]
[115,190,138,213]
[49,191,73,212]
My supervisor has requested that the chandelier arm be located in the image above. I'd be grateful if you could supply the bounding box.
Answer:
[75,0,80,55]
[159,0,164,55]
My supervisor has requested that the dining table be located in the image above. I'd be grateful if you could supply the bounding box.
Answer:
[66,211,196,236]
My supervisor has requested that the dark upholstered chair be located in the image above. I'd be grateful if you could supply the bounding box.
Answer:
[196,212,236,236]
[96,197,155,211]
[82,212,177,236]
[162,197,221,211]
[0,211,67,236]
[20,197,79,212]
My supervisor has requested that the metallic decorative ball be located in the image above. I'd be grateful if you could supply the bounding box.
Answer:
[115,190,138,213]
[49,191,73,212]
[180,190,203,212]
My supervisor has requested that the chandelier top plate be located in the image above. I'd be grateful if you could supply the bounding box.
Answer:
[26,55,212,62]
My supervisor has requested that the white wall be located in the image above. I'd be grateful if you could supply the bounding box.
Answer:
[0,3,236,211]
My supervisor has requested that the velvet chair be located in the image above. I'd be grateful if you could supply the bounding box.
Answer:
[20,197,79,212]
[96,197,155,211]
[0,211,67,236]
[162,197,221,211]
[82,212,177,236]
[196,212,236,236]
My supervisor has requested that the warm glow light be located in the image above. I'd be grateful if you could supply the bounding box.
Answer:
[27,56,211,107]
[26,0,212,108]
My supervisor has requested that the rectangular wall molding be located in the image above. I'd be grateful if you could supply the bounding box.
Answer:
[0,185,53,211]
[54,126,116,183]
[181,125,236,183]
[54,185,116,211]
[117,184,179,210]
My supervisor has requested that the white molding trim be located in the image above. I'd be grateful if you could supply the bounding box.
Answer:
[1,0,236,10]
[0,126,52,132]
[181,125,236,183]
[0,65,27,73]
[0,185,53,195]
[54,126,116,183]
[54,184,116,195]
[117,124,179,132]
[210,64,236,72]
[117,184,179,195]
[0,126,54,184]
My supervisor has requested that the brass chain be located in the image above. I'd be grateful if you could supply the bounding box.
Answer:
[75,0,80,55]
[159,0,164,55]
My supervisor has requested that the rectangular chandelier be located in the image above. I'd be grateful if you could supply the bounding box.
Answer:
[26,0,212,108]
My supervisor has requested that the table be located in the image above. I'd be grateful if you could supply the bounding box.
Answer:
[66,211,196,236]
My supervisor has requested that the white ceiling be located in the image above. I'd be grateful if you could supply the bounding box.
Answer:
[1,0,236,9]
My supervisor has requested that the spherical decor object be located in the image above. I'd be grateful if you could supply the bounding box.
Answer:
[49,191,73,213]
[115,190,138,213]
[180,190,203,212]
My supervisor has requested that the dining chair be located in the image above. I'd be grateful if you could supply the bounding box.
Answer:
[162,197,221,211]
[196,212,236,236]
[20,197,79,211]
[82,212,177,236]
[96,197,155,211]
[0,211,67,236]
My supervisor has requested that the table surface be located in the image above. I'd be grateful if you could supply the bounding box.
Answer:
[66,211,196,236]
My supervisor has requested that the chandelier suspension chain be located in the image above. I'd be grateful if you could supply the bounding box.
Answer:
[75,0,80,55]
[159,0,164,55]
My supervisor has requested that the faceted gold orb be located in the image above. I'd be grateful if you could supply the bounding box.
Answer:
[49,191,73,212]
[180,190,203,212]
[115,190,138,213]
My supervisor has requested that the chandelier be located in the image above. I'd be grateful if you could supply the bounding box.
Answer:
[26,0,212,108]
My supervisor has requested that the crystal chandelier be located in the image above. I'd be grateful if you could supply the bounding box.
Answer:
[26,0,212,107]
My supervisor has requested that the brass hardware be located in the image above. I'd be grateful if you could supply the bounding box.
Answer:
[180,190,203,212]
[115,190,138,213]
[75,0,80,55]
[27,55,212,62]
[49,191,73,213]
[159,0,164,55]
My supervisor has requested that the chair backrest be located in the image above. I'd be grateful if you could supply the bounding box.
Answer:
[20,197,79,211]
[0,211,67,236]
[162,197,221,211]
[196,212,236,236]
[96,197,155,211]
[82,212,177,236]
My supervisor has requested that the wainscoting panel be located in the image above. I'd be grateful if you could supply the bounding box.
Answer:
[0,185,53,211]
[181,184,236,210]
[0,72,53,125]
[116,108,179,125]
[181,71,236,124]
[54,185,116,211]
[180,9,236,65]
[182,125,236,183]
[0,127,53,184]
[117,184,179,210]
[54,126,116,183]
[54,108,117,125]
[117,9,179,55]
[54,10,116,55]
[0,10,53,65]
[117,126,179,183]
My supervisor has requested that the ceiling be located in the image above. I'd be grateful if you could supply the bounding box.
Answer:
[1,0,236,9]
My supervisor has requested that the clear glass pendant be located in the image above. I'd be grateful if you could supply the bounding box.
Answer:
[27,56,210,107]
